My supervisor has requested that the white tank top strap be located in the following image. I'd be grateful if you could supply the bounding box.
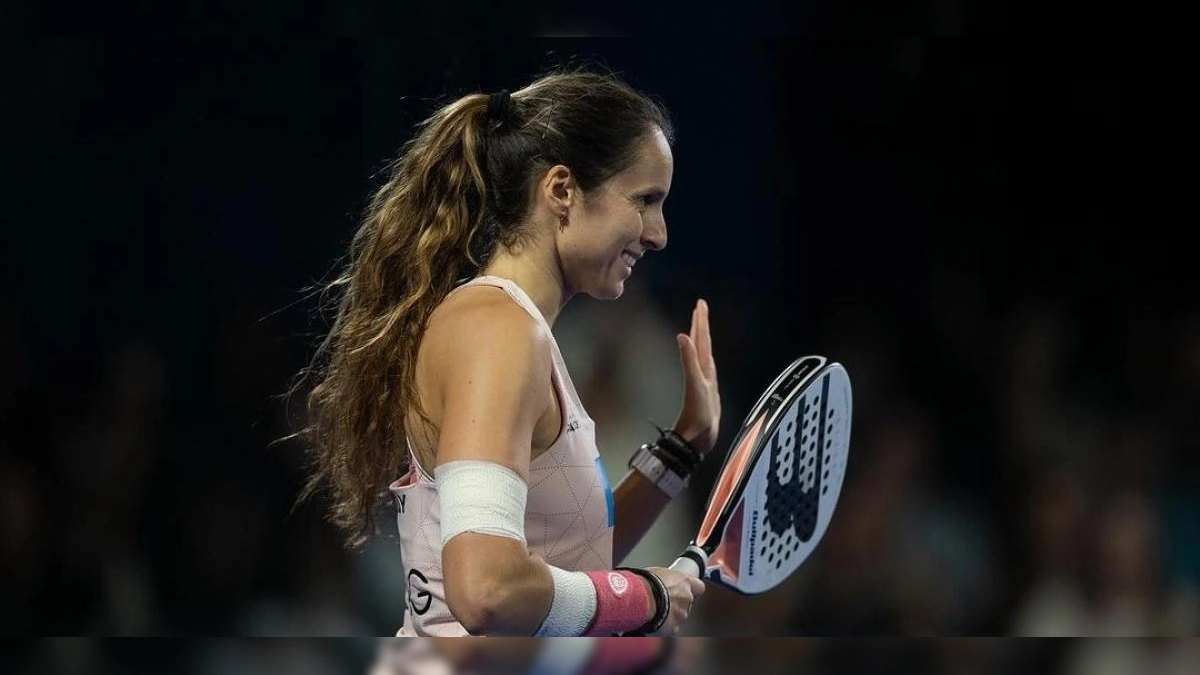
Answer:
[448,275,551,330]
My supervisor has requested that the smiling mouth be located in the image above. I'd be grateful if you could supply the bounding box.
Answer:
[621,251,641,267]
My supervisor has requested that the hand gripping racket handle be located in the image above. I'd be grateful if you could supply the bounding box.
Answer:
[624,545,710,636]
[668,544,709,578]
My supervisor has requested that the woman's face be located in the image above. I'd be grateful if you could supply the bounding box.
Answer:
[558,126,673,300]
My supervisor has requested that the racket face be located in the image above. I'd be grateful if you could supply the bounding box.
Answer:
[696,359,852,594]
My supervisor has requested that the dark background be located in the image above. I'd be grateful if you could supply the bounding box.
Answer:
[2,38,1196,644]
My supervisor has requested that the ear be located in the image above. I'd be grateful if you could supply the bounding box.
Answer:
[538,164,575,213]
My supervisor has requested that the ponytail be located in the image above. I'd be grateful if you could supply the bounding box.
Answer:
[296,94,493,546]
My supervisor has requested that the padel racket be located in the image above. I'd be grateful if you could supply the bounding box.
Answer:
[669,355,852,594]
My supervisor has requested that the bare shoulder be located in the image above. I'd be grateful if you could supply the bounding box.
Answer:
[420,286,554,473]
[423,285,552,373]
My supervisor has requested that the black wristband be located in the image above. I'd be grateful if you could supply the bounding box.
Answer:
[616,567,670,636]
[655,427,702,471]
[647,443,692,477]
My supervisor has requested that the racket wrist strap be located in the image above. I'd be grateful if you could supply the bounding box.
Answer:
[615,567,671,636]
[653,426,703,471]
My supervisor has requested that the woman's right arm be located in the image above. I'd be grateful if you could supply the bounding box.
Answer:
[430,296,557,635]
[430,295,702,635]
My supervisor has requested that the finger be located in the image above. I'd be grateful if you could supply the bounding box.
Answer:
[689,577,707,596]
[677,333,701,383]
[689,301,699,345]
[696,299,714,377]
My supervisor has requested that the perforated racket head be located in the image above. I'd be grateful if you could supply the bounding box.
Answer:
[687,356,852,594]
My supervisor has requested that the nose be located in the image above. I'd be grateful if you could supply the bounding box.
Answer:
[641,212,667,252]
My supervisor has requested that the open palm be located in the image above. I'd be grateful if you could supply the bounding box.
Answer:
[673,299,720,454]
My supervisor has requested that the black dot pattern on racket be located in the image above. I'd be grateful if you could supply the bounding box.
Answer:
[761,372,842,571]
[664,358,852,598]
[739,366,850,592]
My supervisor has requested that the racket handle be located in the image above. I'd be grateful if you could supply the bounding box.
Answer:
[668,544,708,578]
[622,546,709,636]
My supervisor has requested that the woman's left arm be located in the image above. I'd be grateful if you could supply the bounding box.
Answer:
[613,299,720,564]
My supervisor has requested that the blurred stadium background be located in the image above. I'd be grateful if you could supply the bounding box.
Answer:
[2,36,1195,654]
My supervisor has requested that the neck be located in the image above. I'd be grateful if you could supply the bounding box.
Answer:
[479,242,572,326]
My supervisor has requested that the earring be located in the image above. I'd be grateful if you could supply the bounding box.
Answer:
[558,210,569,231]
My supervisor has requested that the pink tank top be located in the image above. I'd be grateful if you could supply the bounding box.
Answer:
[390,276,616,636]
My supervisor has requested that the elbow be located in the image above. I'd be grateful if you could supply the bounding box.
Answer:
[443,534,548,635]
[446,576,515,636]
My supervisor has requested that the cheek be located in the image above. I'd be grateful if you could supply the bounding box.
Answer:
[564,229,612,264]
[586,218,635,251]
[620,211,644,241]
[571,204,640,257]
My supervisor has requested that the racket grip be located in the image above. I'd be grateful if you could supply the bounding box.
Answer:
[623,546,709,636]
[668,544,708,578]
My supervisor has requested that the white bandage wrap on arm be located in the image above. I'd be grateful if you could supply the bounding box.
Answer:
[436,460,598,636]
[436,460,528,546]
[533,565,599,636]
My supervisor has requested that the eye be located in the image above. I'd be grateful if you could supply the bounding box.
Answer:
[636,192,664,208]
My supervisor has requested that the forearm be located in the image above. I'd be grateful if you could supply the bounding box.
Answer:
[613,422,709,565]
[612,468,673,565]
[491,555,559,635]
[448,549,659,636]
[444,534,555,635]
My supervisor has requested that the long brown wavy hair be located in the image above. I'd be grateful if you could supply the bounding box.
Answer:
[293,69,674,547]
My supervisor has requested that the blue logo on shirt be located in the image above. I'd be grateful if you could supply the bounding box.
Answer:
[594,456,615,527]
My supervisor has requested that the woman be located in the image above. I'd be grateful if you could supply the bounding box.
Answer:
[299,70,720,636]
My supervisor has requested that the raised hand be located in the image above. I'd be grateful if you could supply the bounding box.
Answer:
[672,299,720,454]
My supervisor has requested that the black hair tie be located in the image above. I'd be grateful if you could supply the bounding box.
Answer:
[486,90,510,122]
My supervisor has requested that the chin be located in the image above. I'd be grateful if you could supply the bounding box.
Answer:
[576,266,628,300]
[589,284,625,301]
